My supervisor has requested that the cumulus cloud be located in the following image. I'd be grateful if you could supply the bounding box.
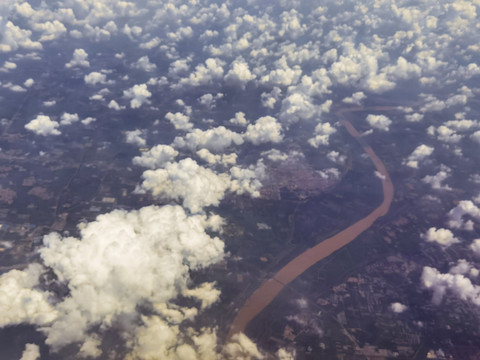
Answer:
[224,58,256,87]
[165,112,192,131]
[132,145,178,169]
[123,84,152,108]
[243,116,283,145]
[422,227,460,248]
[422,168,451,190]
[448,200,480,230]
[0,264,57,327]
[422,265,480,306]
[390,302,407,313]
[174,127,244,153]
[229,112,248,126]
[470,239,480,256]
[177,58,225,88]
[404,144,434,168]
[19,343,40,360]
[84,71,107,85]
[366,114,392,131]
[223,333,264,360]
[308,122,336,147]
[342,91,366,105]
[0,205,225,357]
[25,115,60,136]
[134,56,157,72]
[136,158,231,213]
[59,112,79,125]
[125,129,146,147]
[65,48,90,68]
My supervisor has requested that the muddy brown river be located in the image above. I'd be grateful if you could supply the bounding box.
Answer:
[229,107,395,336]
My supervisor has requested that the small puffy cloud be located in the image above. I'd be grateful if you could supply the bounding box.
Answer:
[125,129,146,147]
[229,112,248,126]
[342,91,366,105]
[32,20,67,42]
[59,112,79,125]
[25,115,60,136]
[223,333,264,360]
[133,145,178,169]
[448,200,480,230]
[196,149,237,167]
[229,162,265,198]
[24,78,34,88]
[390,302,407,313]
[84,71,107,85]
[471,130,480,143]
[81,117,96,125]
[198,93,223,109]
[65,49,90,68]
[433,125,462,143]
[327,151,346,165]
[165,112,192,131]
[422,227,460,247]
[134,56,157,72]
[366,114,392,131]
[279,91,317,125]
[108,100,125,110]
[422,168,451,190]
[404,144,434,168]
[175,127,244,153]
[177,58,225,88]
[19,343,40,360]
[308,122,336,147]
[422,266,480,306]
[244,116,283,145]
[0,21,42,53]
[123,84,151,108]
[470,239,480,256]
[405,113,423,122]
[136,158,231,213]
[224,58,256,87]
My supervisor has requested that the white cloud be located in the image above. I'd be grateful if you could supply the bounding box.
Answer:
[0,205,225,356]
[125,129,146,147]
[308,122,336,147]
[229,112,248,126]
[422,266,480,306]
[405,113,423,122]
[134,56,157,72]
[59,112,79,125]
[422,227,460,248]
[471,130,480,143]
[224,58,256,87]
[19,343,40,360]
[0,264,57,327]
[366,114,392,131]
[390,302,407,313]
[404,144,434,168]
[165,112,192,131]
[244,116,283,145]
[342,91,366,105]
[422,169,451,190]
[448,200,480,230]
[470,239,480,256]
[25,115,60,136]
[123,84,151,108]
[174,127,244,153]
[132,145,178,169]
[136,158,231,213]
[177,58,225,88]
[84,71,107,85]
[108,100,125,110]
[223,333,264,360]
[0,21,42,53]
[24,78,34,87]
[65,48,90,68]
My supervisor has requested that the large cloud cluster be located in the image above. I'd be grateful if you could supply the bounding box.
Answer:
[0,205,225,358]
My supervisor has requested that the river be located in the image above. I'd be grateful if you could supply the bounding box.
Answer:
[228,107,395,337]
